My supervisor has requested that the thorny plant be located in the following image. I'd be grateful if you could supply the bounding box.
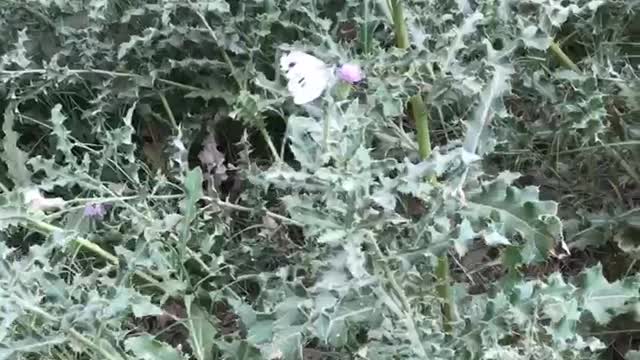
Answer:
[1,0,640,359]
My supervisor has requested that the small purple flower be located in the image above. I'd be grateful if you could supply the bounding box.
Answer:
[84,203,108,219]
[337,63,364,84]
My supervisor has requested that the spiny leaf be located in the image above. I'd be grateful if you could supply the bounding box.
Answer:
[124,335,186,360]
[519,25,552,50]
[49,104,75,163]
[185,295,216,360]
[287,115,323,170]
[452,218,477,256]
[0,28,31,69]
[184,167,204,203]
[0,336,66,360]
[0,206,27,231]
[179,166,203,253]
[462,63,512,157]
[463,173,563,264]
[613,215,640,258]
[577,263,639,325]
[108,102,138,165]
[313,297,376,347]
[214,340,262,360]
[443,11,484,71]
[1,106,31,187]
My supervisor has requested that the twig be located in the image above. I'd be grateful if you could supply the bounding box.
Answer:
[68,328,123,360]
[24,217,162,289]
[159,93,178,129]
[0,68,204,92]
[19,5,56,29]
[213,198,303,227]
[194,11,244,90]
[549,42,580,73]
[192,11,283,163]
[259,125,283,162]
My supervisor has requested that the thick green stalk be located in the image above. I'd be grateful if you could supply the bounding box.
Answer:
[389,0,409,49]
[436,255,455,332]
[361,0,372,54]
[410,95,431,159]
[388,0,457,334]
[549,42,580,73]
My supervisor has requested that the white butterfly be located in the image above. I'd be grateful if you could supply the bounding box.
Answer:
[280,51,334,105]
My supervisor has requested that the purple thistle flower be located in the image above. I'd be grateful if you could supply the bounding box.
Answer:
[337,63,364,84]
[84,203,107,219]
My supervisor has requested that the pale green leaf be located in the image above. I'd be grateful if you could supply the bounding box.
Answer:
[483,231,511,247]
[130,295,164,318]
[287,115,322,170]
[578,263,639,325]
[49,104,75,162]
[0,206,27,231]
[124,335,186,360]
[0,336,66,360]
[184,167,204,203]
[627,350,640,360]
[317,229,348,246]
[464,174,562,264]
[614,215,640,258]
[1,106,31,187]
[452,218,477,256]
[462,64,512,157]
[185,295,217,360]
[520,25,552,50]
[214,340,262,360]
[246,320,274,344]
[0,28,31,68]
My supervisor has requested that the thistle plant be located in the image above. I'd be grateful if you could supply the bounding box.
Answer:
[0,1,639,360]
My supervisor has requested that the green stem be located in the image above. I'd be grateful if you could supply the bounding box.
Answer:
[206,196,303,227]
[436,256,457,332]
[549,42,580,73]
[323,114,330,154]
[259,125,282,162]
[68,329,123,360]
[389,0,409,49]
[0,68,205,92]
[362,0,372,54]
[555,140,640,154]
[159,93,178,129]
[389,0,457,335]
[410,95,431,159]
[195,11,245,90]
[196,10,288,166]
[25,218,162,289]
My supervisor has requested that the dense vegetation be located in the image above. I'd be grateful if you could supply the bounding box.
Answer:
[1,0,640,359]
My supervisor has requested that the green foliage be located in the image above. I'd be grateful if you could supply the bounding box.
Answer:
[185,295,217,360]
[124,334,187,360]
[463,173,563,265]
[1,0,639,359]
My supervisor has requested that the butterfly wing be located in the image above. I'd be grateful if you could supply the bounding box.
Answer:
[280,51,332,105]
[280,51,327,77]
[286,68,331,105]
